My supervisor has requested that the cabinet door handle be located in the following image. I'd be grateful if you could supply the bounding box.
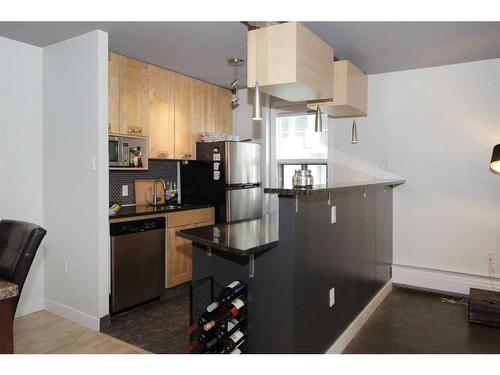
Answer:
[128,127,142,134]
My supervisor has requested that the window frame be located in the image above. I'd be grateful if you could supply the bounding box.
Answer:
[272,111,329,188]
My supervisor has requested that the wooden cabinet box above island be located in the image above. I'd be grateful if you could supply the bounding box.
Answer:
[177,179,405,353]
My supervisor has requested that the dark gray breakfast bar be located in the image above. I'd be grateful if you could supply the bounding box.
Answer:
[177,179,405,353]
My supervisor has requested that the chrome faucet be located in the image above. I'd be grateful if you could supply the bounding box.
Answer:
[152,178,167,206]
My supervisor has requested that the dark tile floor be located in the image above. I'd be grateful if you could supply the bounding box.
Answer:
[102,284,500,354]
[344,286,500,354]
[102,283,191,354]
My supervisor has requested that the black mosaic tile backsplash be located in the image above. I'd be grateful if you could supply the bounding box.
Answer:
[110,160,178,205]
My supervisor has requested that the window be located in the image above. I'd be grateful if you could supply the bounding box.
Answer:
[274,113,328,187]
[276,114,328,160]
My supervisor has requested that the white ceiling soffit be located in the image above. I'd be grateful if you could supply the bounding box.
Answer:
[0,21,499,86]
[0,22,247,88]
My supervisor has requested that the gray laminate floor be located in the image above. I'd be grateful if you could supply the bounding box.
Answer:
[343,286,500,354]
[102,283,190,354]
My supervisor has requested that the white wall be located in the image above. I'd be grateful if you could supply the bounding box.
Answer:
[232,89,264,141]
[43,30,109,330]
[0,37,44,316]
[331,58,500,293]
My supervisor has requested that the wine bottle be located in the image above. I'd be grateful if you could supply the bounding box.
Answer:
[218,330,246,354]
[188,317,238,353]
[203,298,245,332]
[206,281,245,313]
[187,314,212,335]
[230,347,242,354]
[205,317,245,349]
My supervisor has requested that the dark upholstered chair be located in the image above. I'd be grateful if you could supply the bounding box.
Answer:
[0,220,46,314]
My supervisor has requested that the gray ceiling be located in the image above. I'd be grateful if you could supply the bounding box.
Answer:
[1,21,499,88]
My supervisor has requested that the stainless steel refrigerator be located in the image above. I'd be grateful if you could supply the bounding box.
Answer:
[180,141,262,223]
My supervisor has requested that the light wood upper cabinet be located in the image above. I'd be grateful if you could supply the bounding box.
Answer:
[307,60,368,118]
[108,54,233,155]
[192,80,216,159]
[215,86,233,135]
[247,22,334,102]
[108,52,121,134]
[119,57,150,136]
[148,65,175,159]
[174,73,194,160]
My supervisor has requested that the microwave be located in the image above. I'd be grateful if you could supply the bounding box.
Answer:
[109,136,131,167]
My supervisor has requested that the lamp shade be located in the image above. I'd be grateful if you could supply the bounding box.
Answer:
[491,144,500,174]
[314,105,322,132]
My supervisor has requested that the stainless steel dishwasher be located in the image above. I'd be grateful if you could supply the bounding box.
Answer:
[110,217,165,314]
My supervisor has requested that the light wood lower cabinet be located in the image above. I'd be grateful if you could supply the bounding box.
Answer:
[166,208,214,288]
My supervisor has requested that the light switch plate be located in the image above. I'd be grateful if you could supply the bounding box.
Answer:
[329,287,335,307]
[122,185,129,197]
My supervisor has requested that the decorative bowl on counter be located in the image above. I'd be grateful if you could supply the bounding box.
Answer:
[292,168,314,188]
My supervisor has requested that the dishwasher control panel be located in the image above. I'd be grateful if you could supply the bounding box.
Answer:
[110,217,165,236]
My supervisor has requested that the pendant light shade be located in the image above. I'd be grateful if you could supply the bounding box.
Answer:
[351,119,358,144]
[490,144,500,175]
[314,105,323,132]
[251,21,262,121]
[252,81,262,120]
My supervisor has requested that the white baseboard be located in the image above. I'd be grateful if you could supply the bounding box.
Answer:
[326,280,393,354]
[44,299,100,331]
[392,264,500,296]
[15,298,44,318]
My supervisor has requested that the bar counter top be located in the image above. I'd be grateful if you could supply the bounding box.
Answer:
[176,214,278,257]
[264,179,406,196]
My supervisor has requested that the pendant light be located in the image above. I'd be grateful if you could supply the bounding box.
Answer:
[252,22,262,121]
[228,58,244,109]
[314,105,323,132]
[351,119,358,144]
[490,144,500,175]
[253,81,262,120]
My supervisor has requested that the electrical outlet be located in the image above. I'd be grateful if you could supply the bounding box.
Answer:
[488,252,496,274]
[122,185,129,197]
[331,206,336,224]
[329,287,335,307]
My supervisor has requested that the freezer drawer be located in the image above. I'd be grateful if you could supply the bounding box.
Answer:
[225,142,261,185]
[226,187,262,222]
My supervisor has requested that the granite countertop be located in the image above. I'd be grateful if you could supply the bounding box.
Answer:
[109,203,214,220]
[264,179,406,196]
[0,279,18,300]
[176,214,279,257]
